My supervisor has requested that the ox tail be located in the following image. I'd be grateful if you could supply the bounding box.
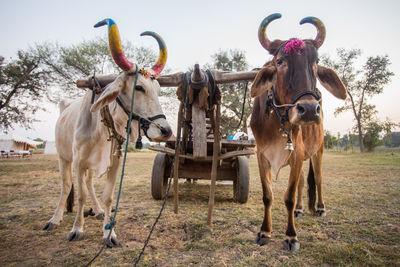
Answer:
[66,184,74,213]
[307,160,316,212]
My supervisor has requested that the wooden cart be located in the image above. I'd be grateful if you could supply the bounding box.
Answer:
[149,64,256,224]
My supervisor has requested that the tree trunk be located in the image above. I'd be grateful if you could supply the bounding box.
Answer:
[357,121,365,153]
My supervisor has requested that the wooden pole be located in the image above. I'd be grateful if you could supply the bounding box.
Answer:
[173,102,184,214]
[76,70,258,89]
[207,104,221,225]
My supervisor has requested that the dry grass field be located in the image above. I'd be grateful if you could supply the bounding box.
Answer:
[0,150,399,266]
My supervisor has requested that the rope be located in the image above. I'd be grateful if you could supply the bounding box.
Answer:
[85,65,178,267]
[219,82,249,132]
[133,160,175,266]
[234,82,249,129]
[133,72,189,265]
[84,65,139,267]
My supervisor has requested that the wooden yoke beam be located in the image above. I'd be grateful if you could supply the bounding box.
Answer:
[76,70,258,89]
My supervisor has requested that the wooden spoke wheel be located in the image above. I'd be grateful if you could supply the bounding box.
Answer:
[233,156,249,203]
[151,153,169,200]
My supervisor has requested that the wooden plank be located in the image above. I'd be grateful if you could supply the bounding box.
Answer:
[173,102,184,214]
[192,100,207,159]
[178,161,236,180]
[219,149,255,160]
[148,145,175,155]
[221,139,256,147]
[167,137,256,147]
[207,105,221,225]
[149,145,213,161]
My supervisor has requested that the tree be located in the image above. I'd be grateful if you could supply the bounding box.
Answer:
[387,132,400,147]
[324,131,338,149]
[208,50,251,137]
[0,51,50,132]
[321,49,394,152]
[35,37,157,102]
[363,121,383,151]
[1,37,158,132]
[381,119,400,147]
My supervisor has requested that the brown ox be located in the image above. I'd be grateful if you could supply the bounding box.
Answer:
[250,14,346,251]
[42,19,172,247]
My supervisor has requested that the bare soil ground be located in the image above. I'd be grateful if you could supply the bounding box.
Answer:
[0,151,399,266]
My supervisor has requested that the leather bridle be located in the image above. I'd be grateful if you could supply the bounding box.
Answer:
[115,96,167,140]
[91,73,167,148]
[265,85,321,151]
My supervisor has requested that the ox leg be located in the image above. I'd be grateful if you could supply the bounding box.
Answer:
[85,169,105,220]
[294,171,305,217]
[312,151,326,217]
[284,161,302,251]
[102,151,122,248]
[254,151,273,246]
[67,163,87,241]
[43,158,72,230]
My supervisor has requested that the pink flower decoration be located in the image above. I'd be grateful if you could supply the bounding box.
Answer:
[283,39,305,55]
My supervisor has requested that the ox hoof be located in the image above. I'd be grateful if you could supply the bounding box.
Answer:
[294,209,304,218]
[42,221,58,231]
[316,209,326,217]
[67,230,83,241]
[284,238,300,252]
[104,237,122,248]
[254,232,270,246]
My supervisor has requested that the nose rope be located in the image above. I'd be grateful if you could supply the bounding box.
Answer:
[265,87,321,151]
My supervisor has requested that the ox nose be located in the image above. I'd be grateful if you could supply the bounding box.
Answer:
[161,126,172,138]
[296,102,321,122]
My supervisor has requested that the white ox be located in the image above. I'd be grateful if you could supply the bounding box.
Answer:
[43,18,172,247]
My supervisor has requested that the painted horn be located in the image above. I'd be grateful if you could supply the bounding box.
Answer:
[258,13,282,52]
[94,18,135,71]
[140,31,167,78]
[299,17,326,49]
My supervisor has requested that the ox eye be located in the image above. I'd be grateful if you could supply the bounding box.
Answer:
[135,86,145,93]
[276,58,285,67]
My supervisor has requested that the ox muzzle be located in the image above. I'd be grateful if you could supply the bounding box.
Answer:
[267,88,322,126]
[288,90,322,125]
[294,101,321,124]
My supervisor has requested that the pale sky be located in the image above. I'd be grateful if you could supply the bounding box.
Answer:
[1,0,399,140]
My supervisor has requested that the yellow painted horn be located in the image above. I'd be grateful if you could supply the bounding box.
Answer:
[140,31,168,78]
[94,18,135,71]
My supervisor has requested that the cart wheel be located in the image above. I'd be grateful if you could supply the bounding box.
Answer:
[233,156,249,203]
[151,153,169,200]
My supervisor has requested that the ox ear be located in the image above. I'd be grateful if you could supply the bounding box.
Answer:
[90,77,124,112]
[317,65,347,100]
[250,64,276,98]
